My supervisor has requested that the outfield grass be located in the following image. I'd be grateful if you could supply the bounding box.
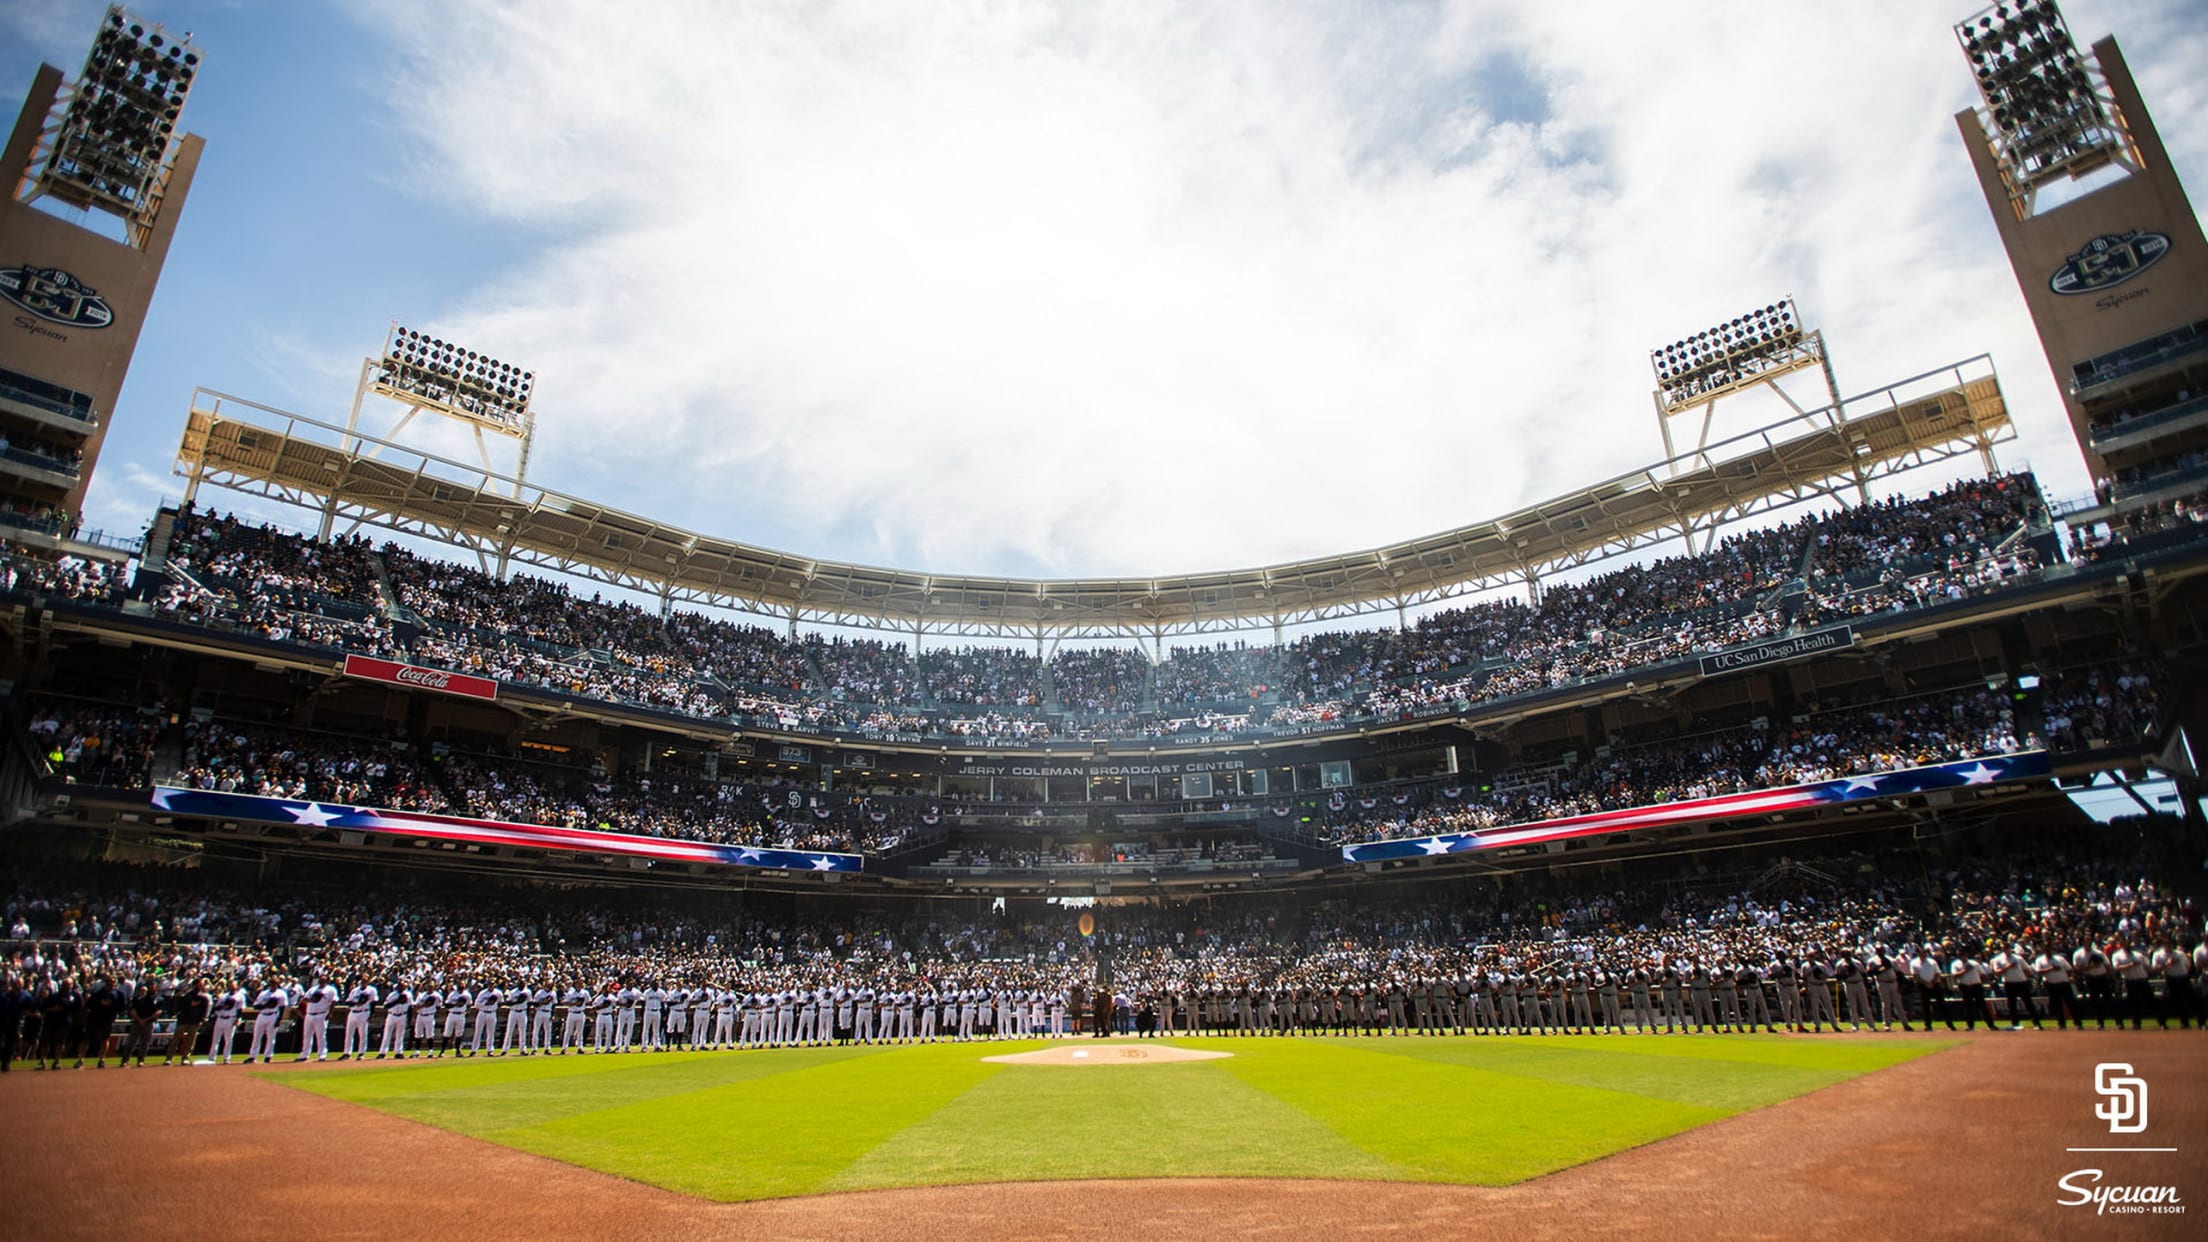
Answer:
[275,1034,1949,1201]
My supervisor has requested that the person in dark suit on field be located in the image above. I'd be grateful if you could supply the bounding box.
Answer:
[1091,987,1112,1038]
[38,979,81,1070]
[120,978,161,1066]
[167,979,212,1066]
[0,974,30,1071]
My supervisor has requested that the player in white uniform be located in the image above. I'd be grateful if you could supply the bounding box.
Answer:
[500,985,531,1054]
[297,979,338,1061]
[412,986,439,1050]
[469,984,500,1055]
[795,990,818,1045]
[246,982,290,1063]
[642,984,668,1050]
[377,986,411,1058]
[665,987,689,1047]
[590,988,616,1051]
[855,988,876,1044]
[713,989,737,1048]
[440,986,469,1055]
[615,986,640,1049]
[569,981,596,1047]
[340,980,377,1059]
[530,984,556,1051]
[209,986,247,1063]
[691,988,713,1048]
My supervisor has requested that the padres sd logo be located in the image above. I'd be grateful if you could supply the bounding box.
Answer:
[2049,231,2171,295]
[0,264,115,328]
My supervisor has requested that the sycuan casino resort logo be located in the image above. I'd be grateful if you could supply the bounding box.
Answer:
[2049,230,2171,295]
[0,264,115,328]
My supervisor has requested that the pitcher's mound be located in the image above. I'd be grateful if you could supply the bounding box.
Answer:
[982,1042,1233,1066]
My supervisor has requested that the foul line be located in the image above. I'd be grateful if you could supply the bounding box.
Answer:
[2064,1147,2178,1152]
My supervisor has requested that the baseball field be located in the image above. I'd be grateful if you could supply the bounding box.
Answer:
[274,1034,1941,1200]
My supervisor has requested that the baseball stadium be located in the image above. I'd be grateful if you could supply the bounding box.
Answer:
[3,3,2205,1239]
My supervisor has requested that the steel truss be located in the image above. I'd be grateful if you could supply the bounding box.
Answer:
[173,357,2013,644]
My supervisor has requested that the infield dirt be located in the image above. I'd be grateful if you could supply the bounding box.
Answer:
[980,1040,1233,1065]
[12,1029,2203,1241]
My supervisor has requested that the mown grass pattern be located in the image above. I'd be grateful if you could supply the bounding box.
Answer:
[278,1035,1950,1201]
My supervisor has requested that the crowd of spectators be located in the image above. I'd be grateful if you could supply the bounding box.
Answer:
[1308,675,2115,848]
[24,698,166,789]
[1,547,128,605]
[0,474,2140,749]
[2,822,2199,1062]
[0,429,85,474]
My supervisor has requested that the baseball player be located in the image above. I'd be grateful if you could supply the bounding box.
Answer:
[413,985,440,1051]
[590,987,617,1051]
[440,985,470,1055]
[208,984,246,1064]
[562,985,588,1053]
[501,983,531,1054]
[377,985,411,1058]
[469,982,501,1055]
[297,978,338,1061]
[531,981,557,1051]
[246,980,289,1063]
[340,979,377,1059]
[2032,944,2079,1029]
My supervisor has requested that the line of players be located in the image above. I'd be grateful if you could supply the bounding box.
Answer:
[180,936,2202,1064]
[192,980,1086,1062]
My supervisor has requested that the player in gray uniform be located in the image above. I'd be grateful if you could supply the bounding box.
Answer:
[1658,964,1687,1032]
[1837,953,1874,1030]
[1736,962,1773,1031]
[1567,969,1594,1032]
[1769,959,1801,1029]
[1868,948,1911,1031]
[1627,966,1654,1033]
[1800,954,1841,1031]
[1593,968,1624,1033]
[1710,961,1740,1031]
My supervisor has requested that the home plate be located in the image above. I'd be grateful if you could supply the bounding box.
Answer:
[982,1042,1233,1066]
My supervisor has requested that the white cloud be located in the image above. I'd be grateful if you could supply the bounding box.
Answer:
[353,0,2206,581]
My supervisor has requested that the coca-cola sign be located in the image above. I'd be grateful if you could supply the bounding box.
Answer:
[342,654,498,701]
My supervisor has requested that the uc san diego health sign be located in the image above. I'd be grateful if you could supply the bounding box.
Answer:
[1699,624,1855,676]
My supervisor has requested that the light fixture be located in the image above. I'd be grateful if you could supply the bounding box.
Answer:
[1648,298,1810,408]
[38,4,203,219]
[1954,0,2118,184]
[374,324,536,430]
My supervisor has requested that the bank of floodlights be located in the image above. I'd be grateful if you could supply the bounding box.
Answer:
[38,6,201,220]
[372,325,535,433]
[1955,0,2121,186]
[1649,299,1814,411]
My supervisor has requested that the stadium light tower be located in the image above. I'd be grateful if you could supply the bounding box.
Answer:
[1955,0,2208,506]
[1647,298,1863,495]
[320,323,540,537]
[1954,0,2135,217]
[17,6,202,247]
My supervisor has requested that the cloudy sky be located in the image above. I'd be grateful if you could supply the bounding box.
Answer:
[5,0,2205,582]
